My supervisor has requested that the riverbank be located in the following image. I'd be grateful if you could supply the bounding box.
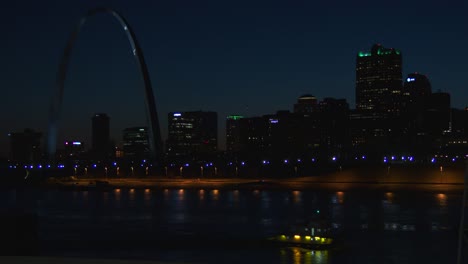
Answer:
[40,166,466,193]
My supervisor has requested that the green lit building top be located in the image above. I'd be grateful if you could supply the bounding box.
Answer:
[227,115,244,120]
[356,44,403,113]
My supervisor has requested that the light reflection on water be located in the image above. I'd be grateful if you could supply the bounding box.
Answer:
[281,247,328,264]
[2,188,460,264]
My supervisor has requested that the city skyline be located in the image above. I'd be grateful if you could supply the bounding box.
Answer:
[2,0,468,156]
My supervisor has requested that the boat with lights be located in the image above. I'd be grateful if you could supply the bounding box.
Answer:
[267,219,335,249]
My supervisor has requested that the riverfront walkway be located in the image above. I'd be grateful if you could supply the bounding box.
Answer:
[47,167,466,192]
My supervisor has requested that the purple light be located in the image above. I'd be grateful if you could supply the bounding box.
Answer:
[362,156,366,159]
[30,165,33,169]
[113,162,117,166]
[38,165,42,169]
[173,113,182,117]
[431,158,435,163]
[297,159,301,162]
[185,163,190,167]
[93,164,97,168]
[312,158,315,162]
[284,159,288,164]
[332,156,336,161]
[72,142,81,145]
[241,161,245,166]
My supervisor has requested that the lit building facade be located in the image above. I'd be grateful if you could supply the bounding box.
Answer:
[122,127,150,161]
[356,44,403,114]
[91,113,110,160]
[226,115,243,153]
[63,140,85,157]
[294,94,318,113]
[166,111,218,158]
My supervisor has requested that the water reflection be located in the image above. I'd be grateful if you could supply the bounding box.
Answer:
[383,192,399,231]
[102,192,109,205]
[384,192,394,204]
[253,189,260,197]
[22,188,459,263]
[288,247,329,264]
[178,189,185,201]
[82,191,88,202]
[199,189,205,201]
[331,191,344,205]
[114,189,121,201]
[261,191,271,209]
[431,193,449,231]
[212,189,219,201]
[144,188,151,205]
[292,190,302,203]
[436,193,447,206]
[233,190,240,203]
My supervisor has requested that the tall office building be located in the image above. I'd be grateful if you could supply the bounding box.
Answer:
[63,141,85,158]
[166,111,218,158]
[294,94,318,113]
[356,44,403,113]
[403,73,432,99]
[122,127,150,160]
[9,129,42,163]
[226,115,243,153]
[91,113,110,160]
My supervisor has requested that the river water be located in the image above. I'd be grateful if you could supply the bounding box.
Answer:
[1,187,462,263]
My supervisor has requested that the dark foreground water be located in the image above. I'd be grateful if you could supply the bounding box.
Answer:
[0,186,463,263]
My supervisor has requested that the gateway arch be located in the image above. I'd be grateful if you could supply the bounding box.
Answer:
[47,7,163,164]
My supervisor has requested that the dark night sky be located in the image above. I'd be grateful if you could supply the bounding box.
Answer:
[2,0,468,156]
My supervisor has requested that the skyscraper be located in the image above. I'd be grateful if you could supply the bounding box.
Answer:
[403,73,432,99]
[91,113,110,160]
[9,129,42,163]
[122,127,150,161]
[226,115,244,153]
[166,111,218,158]
[356,44,403,113]
[293,94,318,113]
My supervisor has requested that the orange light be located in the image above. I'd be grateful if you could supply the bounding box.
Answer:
[145,189,150,193]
